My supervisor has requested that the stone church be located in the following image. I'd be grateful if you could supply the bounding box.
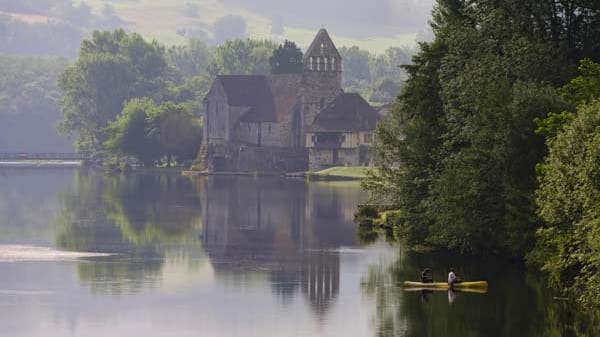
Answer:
[202,29,380,172]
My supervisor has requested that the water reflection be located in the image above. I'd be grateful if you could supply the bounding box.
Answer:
[362,250,600,337]
[200,177,362,317]
[55,170,205,295]
[4,169,596,336]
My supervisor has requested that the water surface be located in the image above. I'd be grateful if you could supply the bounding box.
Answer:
[0,168,595,336]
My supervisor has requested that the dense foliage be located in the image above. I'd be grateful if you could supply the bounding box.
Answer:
[59,30,174,155]
[208,39,277,76]
[339,46,412,104]
[530,60,600,308]
[269,40,303,74]
[0,56,71,151]
[58,29,206,166]
[366,0,600,259]
[105,99,201,167]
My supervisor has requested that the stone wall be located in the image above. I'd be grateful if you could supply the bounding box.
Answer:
[300,71,343,145]
[204,80,228,144]
[206,143,308,173]
[308,148,360,171]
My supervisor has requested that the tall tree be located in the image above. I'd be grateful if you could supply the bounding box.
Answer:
[59,29,172,155]
[269,40,303,74]
[366,0,600,256]
[208,39,277,76]
[104,98,160,166]
[531,60,600,308]
[167,38,212,79]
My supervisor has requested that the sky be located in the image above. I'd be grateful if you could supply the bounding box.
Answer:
[221,0,436,38]
[81,0,436,52]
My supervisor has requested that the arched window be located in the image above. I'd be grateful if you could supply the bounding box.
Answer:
[309,57,314,71]
[317,57,321,71]
[324,57,328,71]
[331,57,336,71]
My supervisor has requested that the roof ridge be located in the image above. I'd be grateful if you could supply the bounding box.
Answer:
[304,28,341,60]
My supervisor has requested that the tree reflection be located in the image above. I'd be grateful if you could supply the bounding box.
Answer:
[361,249,600,337]
[55,169,204,295]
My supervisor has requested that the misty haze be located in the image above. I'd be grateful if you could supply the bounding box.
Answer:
[1,1,600,336]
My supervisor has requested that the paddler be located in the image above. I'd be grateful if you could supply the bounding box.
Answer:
[448,268,462,287]
[421,268,433,283]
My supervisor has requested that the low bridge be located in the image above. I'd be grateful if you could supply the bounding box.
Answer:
[0,152,88,161]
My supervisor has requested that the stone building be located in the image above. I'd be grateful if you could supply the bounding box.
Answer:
[306,93,380,170]
[202,28,378,172]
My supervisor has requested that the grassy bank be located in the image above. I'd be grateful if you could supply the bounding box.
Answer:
[307,166,374,180]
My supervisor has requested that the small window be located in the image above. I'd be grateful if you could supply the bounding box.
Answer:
[309,57,314,70]
[331,58,336,71]
[324,57,328,71]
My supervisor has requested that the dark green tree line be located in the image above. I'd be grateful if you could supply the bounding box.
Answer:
[530,60,600,308]
[366,0,600,257]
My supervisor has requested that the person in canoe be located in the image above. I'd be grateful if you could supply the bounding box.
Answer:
[421,268,434,283]
[448,268,462,287]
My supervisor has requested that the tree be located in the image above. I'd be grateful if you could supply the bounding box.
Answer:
[105,99,202,167]
[59,29,172,155]
[531,59,600,308]
[365,0,600,257]
[167,38,212,79]
[208,39,277,76]
[269,40,303,74]
[339,46,371,90]
[368,78,402,104]
[0,56,71,152]
[532,99,600,308]
[149,102,202,167]
[104,98,160,166]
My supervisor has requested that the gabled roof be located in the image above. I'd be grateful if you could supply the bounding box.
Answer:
[216,75,276,122]
[308,93,380,132]
[304,28,341,61]
[214,74,301,123]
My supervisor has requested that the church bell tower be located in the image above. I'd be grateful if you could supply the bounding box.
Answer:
[300,29,343,142]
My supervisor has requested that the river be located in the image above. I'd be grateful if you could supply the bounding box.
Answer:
[0,168,596,336]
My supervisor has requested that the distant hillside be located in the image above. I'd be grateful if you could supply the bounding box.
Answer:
[84,0,420,53]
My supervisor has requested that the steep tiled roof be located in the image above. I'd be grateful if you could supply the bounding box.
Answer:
[216,74,301,123]
[308,93,380,132]
[216,75,277,122]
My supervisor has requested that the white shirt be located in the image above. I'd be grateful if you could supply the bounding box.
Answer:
[448,271,456,283]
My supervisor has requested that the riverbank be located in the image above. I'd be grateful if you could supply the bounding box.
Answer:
[288,166,373,181]
[182,166,373,181]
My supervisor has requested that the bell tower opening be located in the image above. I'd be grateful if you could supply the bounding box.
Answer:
[303,28,342,76]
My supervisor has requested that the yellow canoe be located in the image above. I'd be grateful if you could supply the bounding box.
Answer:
[403,287,488,294]
[404,281,488,289]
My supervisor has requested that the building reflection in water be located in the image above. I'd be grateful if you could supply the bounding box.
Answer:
[199,176,364,319]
